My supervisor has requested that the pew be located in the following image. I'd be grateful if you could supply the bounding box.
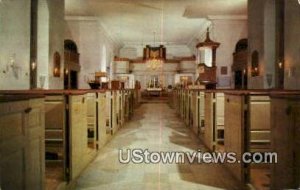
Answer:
[0,95,45,190]
[189,90,196,130]
[171,89,300,189]
[224,90,271,189]
[270,91,300,189]
[190,90,205,136]
[204,91,225,151]
[42,91,100,187]
[173,89,224,152]
[0,89,138,190]
[125,89,135,120]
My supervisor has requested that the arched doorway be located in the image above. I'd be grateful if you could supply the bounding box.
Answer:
[232,39,248,89]
[64,40,80,89]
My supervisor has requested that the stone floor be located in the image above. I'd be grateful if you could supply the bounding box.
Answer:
[75,102,241,190]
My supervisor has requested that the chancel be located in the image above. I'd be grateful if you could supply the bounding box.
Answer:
[0,0,300,190]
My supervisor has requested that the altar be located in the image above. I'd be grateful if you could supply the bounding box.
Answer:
[145,76,163,96]
[146,88,162,96]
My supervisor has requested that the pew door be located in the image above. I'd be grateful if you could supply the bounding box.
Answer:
[45,95,70,184]
[271,99,300,189]
[224,94,246,184]
[188,91,193,127]
[86,93,97,150]
[0,99,45,190]
[215,93,225,150]
[247,95,271,189]
[293,105,300,189]
[197,92,201,135]
[97,92,108,148]
[199,92,205,135]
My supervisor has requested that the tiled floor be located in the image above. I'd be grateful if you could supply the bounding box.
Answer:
[75,103,241,190]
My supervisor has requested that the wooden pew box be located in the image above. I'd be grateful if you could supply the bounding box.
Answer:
[0,97,45,190]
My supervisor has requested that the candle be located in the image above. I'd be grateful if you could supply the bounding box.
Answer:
[54,68,58,75]
[31,62,36,70]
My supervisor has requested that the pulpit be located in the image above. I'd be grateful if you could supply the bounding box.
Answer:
[195,28,220,89]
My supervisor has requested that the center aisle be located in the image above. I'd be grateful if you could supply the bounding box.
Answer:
[75,103,240,190]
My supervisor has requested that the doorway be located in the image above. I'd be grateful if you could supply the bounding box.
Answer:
[70,71,78,89]
[64,40,80,90]
[234,70,247,89]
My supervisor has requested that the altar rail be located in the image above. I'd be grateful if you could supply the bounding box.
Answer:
[171,89,300,190]
[0,89,138,190]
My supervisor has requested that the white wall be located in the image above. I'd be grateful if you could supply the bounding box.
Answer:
[284,0,300,89]
[37,0,65,89]
[247,0,300,90]
[114,61,130,74]
[0,0,31,89]
[65,18,119,89]
[37,0,50,89]
[180,60,196,73]
[0,0,65,90]
[247,0,276,89]
[210,19,248,88]
[47,0,65,89]
[120,47,137,59]
[263,0,276,89]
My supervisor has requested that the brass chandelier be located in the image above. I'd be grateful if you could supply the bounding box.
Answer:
[146,55,163,70]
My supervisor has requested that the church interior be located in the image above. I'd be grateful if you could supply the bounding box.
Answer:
[0,0,300,190]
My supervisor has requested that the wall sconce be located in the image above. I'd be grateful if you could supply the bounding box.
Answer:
[278,62,283,69]
[251,50,259,77]
[251,67,259,77]
[31,61,36,70]
[53,52,61,77]
[53,67,59,77]
[3,54,19,73]
[65,69,69,75]
[9,55,15,67]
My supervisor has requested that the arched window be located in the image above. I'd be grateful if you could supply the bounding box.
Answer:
[251,51,259,77]
[64,40,78,53]
[235,39,248,53]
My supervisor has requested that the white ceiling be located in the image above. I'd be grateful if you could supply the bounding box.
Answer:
[65,0,247,46]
